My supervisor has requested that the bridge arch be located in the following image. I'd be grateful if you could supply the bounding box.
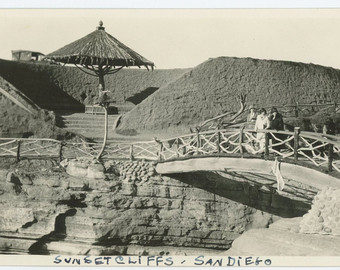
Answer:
[156,156,340,191]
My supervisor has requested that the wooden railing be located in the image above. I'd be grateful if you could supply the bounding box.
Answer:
[1,128,340,176]
[198,101,340,131]
[0,138,159,161]
[0,138,62,162]
[156,128,340,174]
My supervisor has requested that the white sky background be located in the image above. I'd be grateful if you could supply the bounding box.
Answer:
[1,9,340,70]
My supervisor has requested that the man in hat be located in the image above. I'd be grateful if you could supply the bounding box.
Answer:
[269,107,284,151]
[323,117,336,135]
[269,107,284,130]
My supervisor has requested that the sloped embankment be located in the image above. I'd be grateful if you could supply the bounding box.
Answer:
[118,57,340,132]
[0,75,76,139]
[0,59,188,111]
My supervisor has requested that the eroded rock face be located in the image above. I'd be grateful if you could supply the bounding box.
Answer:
[300,187,340,235]
[226,187,340,256]
[0,159,277,255]
[226,217,340,256]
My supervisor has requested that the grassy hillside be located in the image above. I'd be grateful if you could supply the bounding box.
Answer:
[118,57,340,132]
[0,59,188,111]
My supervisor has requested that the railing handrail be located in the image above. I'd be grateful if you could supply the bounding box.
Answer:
[159,128,340,147]
[0,137,61,143]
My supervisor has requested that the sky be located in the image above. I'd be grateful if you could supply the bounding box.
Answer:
[2,9,340,69]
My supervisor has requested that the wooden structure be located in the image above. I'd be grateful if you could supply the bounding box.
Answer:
[44,21,154,159]
[1,127,340,177]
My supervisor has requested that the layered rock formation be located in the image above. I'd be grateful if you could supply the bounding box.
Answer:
[226,217,340,256]
[227,186,340,256]
[0,159,278,255]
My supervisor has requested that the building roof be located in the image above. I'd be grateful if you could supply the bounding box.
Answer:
[11,50,45,56]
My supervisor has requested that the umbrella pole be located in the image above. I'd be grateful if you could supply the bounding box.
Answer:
[96,68,108,160]
[96,103,108,160]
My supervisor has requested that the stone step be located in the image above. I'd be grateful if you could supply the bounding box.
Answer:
[64,127,112,131]
[59,114,119,120]
[63,123,113,129]
[62,122,115,129]
[56,113,122,139]
[62,117,118,122]
[62,119,117,124]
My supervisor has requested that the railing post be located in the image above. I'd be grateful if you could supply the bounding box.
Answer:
[154,137,164,161]
[334,101,337,113]
[239,126,244,154]
[16,140,21,162]
[59,142,63,162]
[264,132,269,159]
[328,143,334,172]
[158,142,163,161]
[294,127,300,162]
[176,139,180,157]
[216,131,221,153]
[196,130,200,155]
[295,102,299,117]
[129,144,134,161]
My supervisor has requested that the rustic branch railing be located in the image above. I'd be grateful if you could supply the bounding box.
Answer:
[1,127,340,176]
[157,128,340,175]
[198,101,340,131]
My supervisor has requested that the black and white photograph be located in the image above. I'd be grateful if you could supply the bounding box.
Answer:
[1,7,340,266]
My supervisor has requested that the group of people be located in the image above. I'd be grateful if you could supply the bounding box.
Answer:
[247,105,284,152]
[246,104,338,154]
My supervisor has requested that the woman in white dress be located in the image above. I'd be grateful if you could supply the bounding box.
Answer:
[254,108,270,152]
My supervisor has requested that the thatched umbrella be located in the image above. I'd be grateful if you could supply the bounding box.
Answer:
[45,21,154,159]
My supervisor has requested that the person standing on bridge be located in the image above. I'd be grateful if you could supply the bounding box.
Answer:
[247,104,257,128]
[269,107,285,152]
[323,117,336,136]
[254,108,270,152]
[247,105,257,123]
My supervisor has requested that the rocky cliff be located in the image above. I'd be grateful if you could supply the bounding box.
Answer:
[0,158,277,255]
[226,186,340,256]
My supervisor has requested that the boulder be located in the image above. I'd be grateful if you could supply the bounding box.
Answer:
[87,164,105,179]
[65,160,105,179]
[66,160,88,177]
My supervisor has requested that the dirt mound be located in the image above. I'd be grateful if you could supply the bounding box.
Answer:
[118,57,340,132]
[0,59,188,111]
[0,75,79,139]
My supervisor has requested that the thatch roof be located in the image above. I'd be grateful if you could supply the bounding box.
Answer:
[45,22,154,69]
